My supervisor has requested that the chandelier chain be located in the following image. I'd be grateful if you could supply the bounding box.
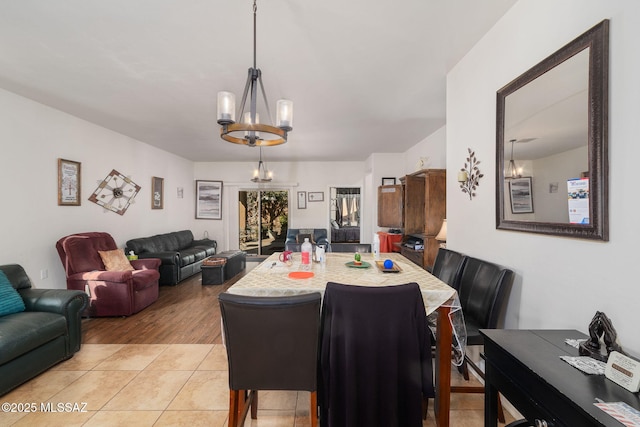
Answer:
[253,0,257,70]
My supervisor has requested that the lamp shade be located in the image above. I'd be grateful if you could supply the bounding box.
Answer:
[217,91,236,123]
[243,112,260,138]
[435,219,447,241]
[276,99,293,129]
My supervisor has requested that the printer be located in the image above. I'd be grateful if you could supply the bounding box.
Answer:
[403,235,424,250]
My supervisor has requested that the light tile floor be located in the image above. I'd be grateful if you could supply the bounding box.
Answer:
[1,344,515,426]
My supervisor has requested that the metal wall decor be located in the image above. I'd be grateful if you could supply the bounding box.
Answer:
[459,148,483,200]
[89,169,140,215]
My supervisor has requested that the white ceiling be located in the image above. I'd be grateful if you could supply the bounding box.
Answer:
[0,0,515,162]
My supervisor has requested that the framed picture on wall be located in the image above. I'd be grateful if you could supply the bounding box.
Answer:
[509,177,534,214]
[382,177,396,186]
[297,191,307,209]
[57,158,81,206]
[308,191,324,202]
[151,176,163,209]
[196,180,223,219]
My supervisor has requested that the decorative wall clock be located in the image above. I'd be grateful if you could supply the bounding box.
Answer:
[88,169,141,215]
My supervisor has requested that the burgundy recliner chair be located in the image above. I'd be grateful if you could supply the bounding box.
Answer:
[56,232,161,317]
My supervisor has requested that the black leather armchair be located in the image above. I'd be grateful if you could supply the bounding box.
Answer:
[219,292,321,427]
[0,264,88,396]
[284,228,330,252]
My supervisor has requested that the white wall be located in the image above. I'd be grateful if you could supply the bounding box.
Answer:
[0,88,195,289]
[529,145,588,223]
[404,125,447,174]
[447,0,640,355]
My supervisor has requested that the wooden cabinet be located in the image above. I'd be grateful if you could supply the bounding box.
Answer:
[402,174,425,234]
[398,169,446,270]
[377,169,446,269]
[377,185,403,228]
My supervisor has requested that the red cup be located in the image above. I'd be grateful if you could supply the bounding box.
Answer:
[279,251,293,262]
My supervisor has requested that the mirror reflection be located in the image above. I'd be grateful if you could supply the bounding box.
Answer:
[503,48,589,223]
[496,19,608,240]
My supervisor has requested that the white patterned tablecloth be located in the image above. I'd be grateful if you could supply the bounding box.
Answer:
[227,252,456,315]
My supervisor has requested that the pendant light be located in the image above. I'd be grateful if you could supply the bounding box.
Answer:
[217,0,293,147]
[251,147,273,182]
[508,139,521,179]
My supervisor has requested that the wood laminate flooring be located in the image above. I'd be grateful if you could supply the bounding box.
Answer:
[81,273,240,345]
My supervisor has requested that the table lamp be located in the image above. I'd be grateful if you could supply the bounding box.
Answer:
[435,219,447,248]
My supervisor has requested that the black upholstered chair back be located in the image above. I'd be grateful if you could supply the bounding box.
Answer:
[457,257,514,345]
[219,292,321,392]
[319,282,433,427]
[431,248,467,290]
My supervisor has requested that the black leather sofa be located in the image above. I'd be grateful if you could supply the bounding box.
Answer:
[0,264,88,396]
[125,230,217,286]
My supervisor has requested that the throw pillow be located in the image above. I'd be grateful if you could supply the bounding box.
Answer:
[0,270,26,316]
[98,249,134,271]
[331,220,340,230]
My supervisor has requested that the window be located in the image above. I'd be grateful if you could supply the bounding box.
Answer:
[239,190,289,255]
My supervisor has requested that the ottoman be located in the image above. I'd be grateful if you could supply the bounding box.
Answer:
[201,258,226,285]
[214,250,247,280]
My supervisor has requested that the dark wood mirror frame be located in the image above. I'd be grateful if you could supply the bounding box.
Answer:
[496,20,609,241]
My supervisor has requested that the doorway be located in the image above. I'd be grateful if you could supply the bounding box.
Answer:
[239,190,289,255]
[329,187,361,244]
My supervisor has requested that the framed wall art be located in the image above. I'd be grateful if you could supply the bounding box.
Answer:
[308,191,324,202]
[58,158,81,206]
[196,180,223,219]
[382,177,396,186]
[509,177,534,214]
[151,176,164,209]
[297,191,307,209]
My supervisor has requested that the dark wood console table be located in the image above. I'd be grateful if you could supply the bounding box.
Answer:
[482,329,640,427]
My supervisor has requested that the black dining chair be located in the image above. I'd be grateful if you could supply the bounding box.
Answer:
[328,243,372,253]
[428,248,467,350]
[319,282,434,427]
[218,292,322,427]
[451,256,515,422]
[431,248,467,290]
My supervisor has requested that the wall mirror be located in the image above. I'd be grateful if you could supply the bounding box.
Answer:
[496,20,609,240]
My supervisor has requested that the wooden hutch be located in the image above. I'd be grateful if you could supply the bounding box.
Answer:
[377,169,446,269]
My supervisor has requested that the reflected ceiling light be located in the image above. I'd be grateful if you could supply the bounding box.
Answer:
[217,0,293,147]
[251,147,273,182]
[508,139,521,179]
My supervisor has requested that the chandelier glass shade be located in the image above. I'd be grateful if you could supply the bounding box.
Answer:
[251,147,273,182]
[217,0,293,147]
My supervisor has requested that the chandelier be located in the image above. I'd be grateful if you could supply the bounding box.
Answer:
[251,147,272,182]
[508,139,521,179]
[216,0,293,147]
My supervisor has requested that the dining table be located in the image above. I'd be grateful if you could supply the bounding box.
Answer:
[226,251,459,427]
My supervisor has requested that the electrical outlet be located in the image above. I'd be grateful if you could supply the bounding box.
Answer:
[40,269,48,280]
